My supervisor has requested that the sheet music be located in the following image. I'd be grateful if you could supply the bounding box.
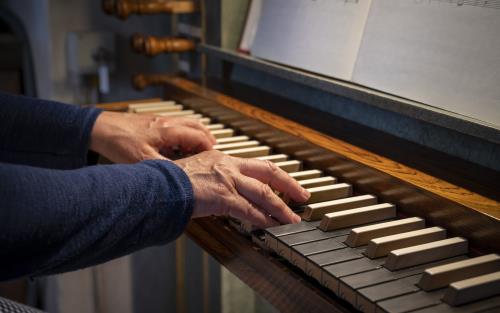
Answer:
[251,0,372,80]
[238,0,263,53]
[352,0,500,127]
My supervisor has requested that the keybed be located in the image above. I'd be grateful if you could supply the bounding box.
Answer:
[127,100,500,313]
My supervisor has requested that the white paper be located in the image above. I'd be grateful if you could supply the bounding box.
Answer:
[239,0,263,52]
[251,0,372,80]
[352,0,500,127]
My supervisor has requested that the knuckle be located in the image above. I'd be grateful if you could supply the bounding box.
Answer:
[259,184,274,201]
[265,160,279,174]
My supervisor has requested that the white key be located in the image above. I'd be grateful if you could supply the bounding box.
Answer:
[384,237,468,271]
[157,110,195,117]
[443,270,500,306]
[297,176,337,188]
[206,124,224,130]
[128,101,175,111]
[345,217,425,247]
[135,104,183,114]
[211,129,234,138]
[289,170,322,180]
[303,194,377,221]
[275,160,302,173]
[224,146,271,158]
[199,117,211,125]
[319,203,396,231]
[419,254,500,291]
[366,227,447,259]
[303,183,352,205]
[255,154,289,162]
[216,136,250,144]
[214,141,260,151]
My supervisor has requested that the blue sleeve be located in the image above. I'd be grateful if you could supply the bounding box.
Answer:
[0,160,194,281]
[0,91,102,169]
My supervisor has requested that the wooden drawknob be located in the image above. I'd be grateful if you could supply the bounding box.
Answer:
[132,73,171,90]
[131,34,196,56]
[116,0,198,20]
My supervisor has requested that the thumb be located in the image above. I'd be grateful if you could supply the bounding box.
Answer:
[143,145,170,161]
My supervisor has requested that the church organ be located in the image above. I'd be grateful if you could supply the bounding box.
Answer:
[99,1,500,312]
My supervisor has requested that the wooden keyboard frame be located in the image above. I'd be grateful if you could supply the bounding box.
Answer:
[97,77,500,313]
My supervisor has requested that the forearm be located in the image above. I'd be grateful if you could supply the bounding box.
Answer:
[0,92,102,169]
[0,160,193,281]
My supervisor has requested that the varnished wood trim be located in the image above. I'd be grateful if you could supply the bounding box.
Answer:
[163,77,500,220]
[186,217,352,313]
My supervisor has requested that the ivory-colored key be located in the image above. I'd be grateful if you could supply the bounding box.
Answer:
[419,254,500,291]
[185,114,203,119]
[211,129,234,138]
[345,217,425,247]
[385,237,468,271]
[199,117,211,125]
[304,183,352,204]
[216,136,249,144]
[157,110,195,117]
[319,203,396,232]
[303,195,377,221]
[135,104,183,114]
[365,227,446,259]
[224,146,271,158]
[275,160,301,172]
[289,170,322,180]
[298,176,337,188]
[443,271,500,306]
[255,154,288,162]
[213,140,260,151]
[206,124,224,130]
[128,101,175,111]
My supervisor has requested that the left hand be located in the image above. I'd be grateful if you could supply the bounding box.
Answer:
[89,111,216,163]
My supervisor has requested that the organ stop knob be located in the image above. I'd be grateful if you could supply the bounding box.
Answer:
[115,0,198,20]
[131,34,196,56]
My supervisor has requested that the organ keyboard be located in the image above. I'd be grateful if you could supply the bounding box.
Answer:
[97,77,500,313]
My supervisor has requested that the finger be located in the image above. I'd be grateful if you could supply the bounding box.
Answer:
[184,118,217,145]
[234,175,301,224]
[161,126,213,154]
[238,159,310,203]
[225,194,279,229]
[173,118,217,145]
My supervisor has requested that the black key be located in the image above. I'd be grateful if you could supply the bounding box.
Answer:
[356,275,421,313]
[322,257,386,296]
[305,247,364,281]
[290,236,347,270]
[377,290,444,313]
[412,295,500,313]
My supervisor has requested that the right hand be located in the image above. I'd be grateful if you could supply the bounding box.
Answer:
[174,150,310,228]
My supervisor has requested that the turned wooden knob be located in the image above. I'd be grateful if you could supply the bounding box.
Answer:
[116,0,198,20]
[102,0,115,15]
[131,34,196,56]
[132,73,171,90]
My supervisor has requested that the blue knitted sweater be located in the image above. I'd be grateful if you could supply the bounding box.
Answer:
[0,92,194,281]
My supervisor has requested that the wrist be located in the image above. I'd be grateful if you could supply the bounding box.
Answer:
[89,111,115,155]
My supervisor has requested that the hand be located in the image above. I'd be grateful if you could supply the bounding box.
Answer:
[90,111,216,163]
[175,150,310,228]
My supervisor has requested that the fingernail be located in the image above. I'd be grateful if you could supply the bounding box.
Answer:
[302,188,310,199]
